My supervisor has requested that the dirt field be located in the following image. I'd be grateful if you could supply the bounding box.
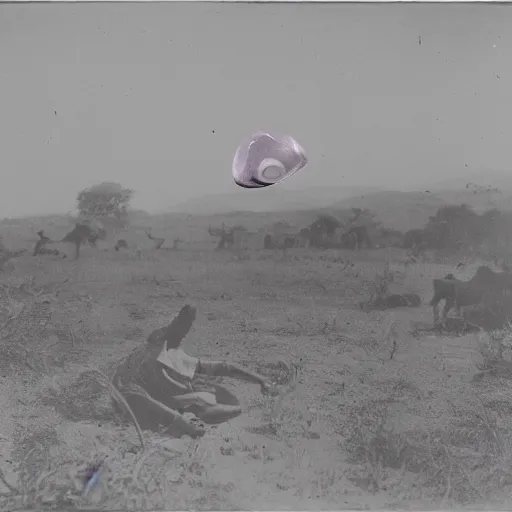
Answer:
[1,220,512,510]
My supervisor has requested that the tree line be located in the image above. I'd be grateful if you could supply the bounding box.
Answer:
[403,204,512,255]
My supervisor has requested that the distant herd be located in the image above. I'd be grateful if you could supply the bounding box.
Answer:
[1,218,511,330]
[30,223,163,260]
[208,223,374,252]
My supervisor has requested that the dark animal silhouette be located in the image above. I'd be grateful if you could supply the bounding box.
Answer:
[341,226,373,250]
[297,227,311,247]
[362,293,421,311]
[37,247,67,258]
[37,230,50,242]
[216,227,235,250]
[82,224,106,248]
[217,231,235,250]
[263,233,299,250]
[86,230,101,248]
[34,225,98,258]
[283,231,312,249]
[60,223,97,260]
[207,225,223,237]
[430,266,512,324]
[208,224,235,250]
[208,224,251,251]
[33,230,52,256]
[115,239,128,251]
[307,216,341,248]
[299,227,311,239]
[342,231,358,250]
[145,229,165,249]
[283,235,297,249]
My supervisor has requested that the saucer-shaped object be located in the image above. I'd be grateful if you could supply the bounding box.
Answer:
[232,132,307,189]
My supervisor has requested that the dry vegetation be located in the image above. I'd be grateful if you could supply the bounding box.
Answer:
[1,213,512,510]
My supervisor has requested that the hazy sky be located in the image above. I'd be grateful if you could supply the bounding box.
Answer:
[1,3,511,217]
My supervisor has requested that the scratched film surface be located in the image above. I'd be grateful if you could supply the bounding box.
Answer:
[1,2,512,510]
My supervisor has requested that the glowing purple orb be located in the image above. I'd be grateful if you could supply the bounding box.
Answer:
[232,132,307,189]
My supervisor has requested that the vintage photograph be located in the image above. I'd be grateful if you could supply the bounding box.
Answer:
[1,1,512,509]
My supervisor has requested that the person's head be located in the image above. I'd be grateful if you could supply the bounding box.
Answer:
[147,304,197,349]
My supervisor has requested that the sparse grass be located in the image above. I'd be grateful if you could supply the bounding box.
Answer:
[250,358,316,442]
[3,222,512,509]
[338,390,512,504]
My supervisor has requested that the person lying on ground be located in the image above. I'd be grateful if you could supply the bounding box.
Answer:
[114,304,275,438]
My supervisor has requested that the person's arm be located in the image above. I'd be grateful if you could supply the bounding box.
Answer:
[147,305,196,346]
[197,360,267,387]
[160,368,193,392]
[122,388,204,438]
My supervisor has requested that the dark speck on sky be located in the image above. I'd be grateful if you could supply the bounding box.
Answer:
[0,3,510,217]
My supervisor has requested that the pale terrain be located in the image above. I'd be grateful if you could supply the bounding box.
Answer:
[0,213,511,510]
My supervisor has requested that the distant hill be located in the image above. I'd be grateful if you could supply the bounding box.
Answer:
[171,185,385,215]
[428,170,512,214]
[330,170,512,231]
[428,169,512,192]
[433,188,508,213]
